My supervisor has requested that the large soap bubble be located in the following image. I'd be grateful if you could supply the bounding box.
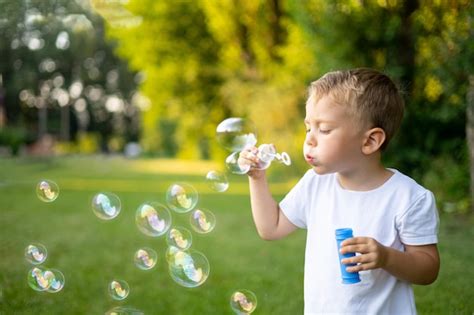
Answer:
[168,249,209,288]
[135,202,171,237]
[230,289,258,314]
[46,269,65,293]
[91,192,121,220]
[134,247,158,270]
[166,183,198,213]
[27,266,54,291]
[205,170,229,192]
[166,227,192,251]
[216,118,257,152]
[25,243,47,265]
[189,208,216,234]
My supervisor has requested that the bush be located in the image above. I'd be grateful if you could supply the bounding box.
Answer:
[0,126,27,155]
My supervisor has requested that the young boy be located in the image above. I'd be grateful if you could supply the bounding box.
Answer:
[239,68,440,314]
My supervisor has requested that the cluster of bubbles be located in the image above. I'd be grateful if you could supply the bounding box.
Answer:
[216,118,292,175]
[25,242,65,293]
[31,117,268,313]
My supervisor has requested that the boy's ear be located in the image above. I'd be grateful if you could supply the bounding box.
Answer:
[361,127,386,155]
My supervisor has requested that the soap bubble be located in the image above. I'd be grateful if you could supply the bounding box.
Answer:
[134,247,158,270]
[190,208,216,234]
[135,202,171,237]
[230,289,258,314]
[216,117,257,152]
[36,180,59,202]
[168,249,209,288]
[46,269,65,293]
[109,279,130,300]
[165,246,180,263]
[25,243,47,265]
[206,170,229,192]
[105,306,144,315]
[166,183,198,213]
[27,266,54,291]
[91,192,121,220]
[166,227,192,250]
[225,152,250,175]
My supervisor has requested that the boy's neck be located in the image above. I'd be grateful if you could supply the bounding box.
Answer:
[337,160,393,192]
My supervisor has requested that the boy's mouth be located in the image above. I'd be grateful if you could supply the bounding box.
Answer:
[305,154,315,163]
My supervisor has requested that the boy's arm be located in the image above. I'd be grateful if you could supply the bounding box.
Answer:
[240,146,298,240]
[249,175,298,240]
[340,238,440,285]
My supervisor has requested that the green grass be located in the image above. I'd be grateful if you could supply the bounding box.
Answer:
[0,156,472,314]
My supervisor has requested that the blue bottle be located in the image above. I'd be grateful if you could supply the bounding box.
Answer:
[335,228,361,284]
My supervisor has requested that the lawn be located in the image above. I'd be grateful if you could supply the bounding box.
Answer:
[0,156,472,314]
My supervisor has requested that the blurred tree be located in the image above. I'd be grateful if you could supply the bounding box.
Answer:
[105,0,314,162]
[290,0,473,212]
[101,0,473,209]
[0,0,139,154]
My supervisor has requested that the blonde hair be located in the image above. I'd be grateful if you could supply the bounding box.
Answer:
[308,68,405,150]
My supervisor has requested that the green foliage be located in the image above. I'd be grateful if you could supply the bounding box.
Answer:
[0,0,139,151]
[290,0,473,207]
[0,126,28,155]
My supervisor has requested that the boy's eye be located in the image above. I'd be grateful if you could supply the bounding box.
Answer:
[319,129,331,134]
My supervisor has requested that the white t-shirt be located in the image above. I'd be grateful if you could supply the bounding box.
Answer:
[280,169,439,315]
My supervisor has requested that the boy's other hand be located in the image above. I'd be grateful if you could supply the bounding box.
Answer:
[340,237,388,272]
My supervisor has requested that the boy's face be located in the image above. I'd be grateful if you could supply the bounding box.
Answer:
[303,94,367,175]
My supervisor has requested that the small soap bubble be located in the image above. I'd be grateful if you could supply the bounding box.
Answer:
[25,243,47,265]
[206,170,229,192]
[168,249,209,288]
[225,152,250,175]
[105,306,144,315]
[27,266,53,291]
[46,269,65,293]
[216,117,258,152]
[166,227,192,250]
[108,279,130,300]
[135,202,171,237]
[36,179,59,202]
[134,247,158,270]
[190,208,216,234]
[166,183,198,213]
[91,192,121,220]
[230,289,258,314]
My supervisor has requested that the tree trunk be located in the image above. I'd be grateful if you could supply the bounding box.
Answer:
[467,75,474,212]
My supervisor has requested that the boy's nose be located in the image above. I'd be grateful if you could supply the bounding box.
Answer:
[305,132,316,146]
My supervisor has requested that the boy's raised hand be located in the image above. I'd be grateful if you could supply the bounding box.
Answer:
[238,146,266,180]
[339,237,389,272]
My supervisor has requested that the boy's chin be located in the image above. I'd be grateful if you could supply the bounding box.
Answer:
[310,165,331,175]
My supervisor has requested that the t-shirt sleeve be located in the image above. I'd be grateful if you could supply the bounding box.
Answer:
[396,190,439,245]
[279,170,313,229]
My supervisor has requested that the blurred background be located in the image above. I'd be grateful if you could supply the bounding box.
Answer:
[0,0,473,212]
[0,0,473,314]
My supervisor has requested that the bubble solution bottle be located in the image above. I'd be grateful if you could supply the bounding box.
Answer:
[335,228,361,284]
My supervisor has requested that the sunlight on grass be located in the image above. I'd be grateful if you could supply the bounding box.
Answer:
[128,159,223,175]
